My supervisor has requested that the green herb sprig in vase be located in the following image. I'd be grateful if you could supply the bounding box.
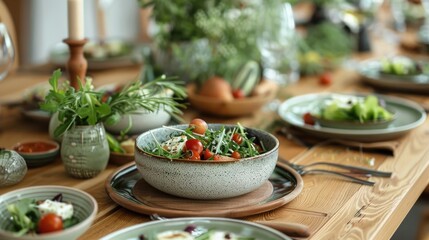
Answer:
[41,69,186,178]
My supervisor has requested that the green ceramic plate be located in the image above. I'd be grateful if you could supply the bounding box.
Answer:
[359,59,429,94]
[278,93,426,142]
[100,217,291,240]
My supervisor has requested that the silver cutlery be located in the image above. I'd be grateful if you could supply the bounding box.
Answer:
[284,161,392,178]
[280,160,383,186]
[150,214,311,239]
[294,168,375,186]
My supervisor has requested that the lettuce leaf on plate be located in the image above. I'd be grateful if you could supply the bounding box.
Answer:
[321,95,393,123]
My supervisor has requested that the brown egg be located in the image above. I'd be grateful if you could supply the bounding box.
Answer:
[199,76,234,101]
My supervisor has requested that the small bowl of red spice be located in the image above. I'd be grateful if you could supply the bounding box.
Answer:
[13,140,60,167]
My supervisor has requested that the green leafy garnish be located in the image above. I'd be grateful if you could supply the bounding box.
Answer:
[146,124,265,160]
[320,95,393,123]
[40,69,187,138]
[6,197,80,236]
[6,198,40,236]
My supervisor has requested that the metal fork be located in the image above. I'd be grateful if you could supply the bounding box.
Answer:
[285,161,392,178]
[295,168,375,186]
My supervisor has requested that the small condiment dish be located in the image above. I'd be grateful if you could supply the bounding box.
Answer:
[13,140,60,167]
[135,124,279,200]
[0,185,98,240]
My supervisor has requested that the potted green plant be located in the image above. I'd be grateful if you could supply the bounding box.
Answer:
[139,0,262,84]
[41,69,186,178]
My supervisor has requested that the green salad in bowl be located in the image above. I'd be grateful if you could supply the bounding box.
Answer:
[308,94,395,129]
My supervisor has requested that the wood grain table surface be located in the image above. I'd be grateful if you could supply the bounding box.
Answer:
[1,36,429,240]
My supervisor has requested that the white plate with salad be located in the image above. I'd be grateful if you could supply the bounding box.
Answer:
[278,93,426,142]
[358,58,429,94]
[100,217,291,240]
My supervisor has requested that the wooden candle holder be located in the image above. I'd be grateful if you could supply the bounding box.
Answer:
[63,38,88,89]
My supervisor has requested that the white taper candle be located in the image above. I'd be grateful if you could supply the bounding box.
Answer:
[68,0,84,40]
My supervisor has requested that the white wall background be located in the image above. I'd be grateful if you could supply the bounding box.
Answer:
[20,0,140,66]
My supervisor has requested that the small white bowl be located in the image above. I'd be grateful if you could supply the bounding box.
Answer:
[135,124,279,200]
[99,84,173,135]
[0,185,98,240]
[104,109,171,135]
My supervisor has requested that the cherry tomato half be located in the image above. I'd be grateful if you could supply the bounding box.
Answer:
[202,149,221,160]
[185,150,201,160]
[303,112,315,125]
[38,213,63,234]
[253,143,263,153]
[185,139,203,154]
[232,89,245,99]
[231,151,241,159]
[232,133,243,145]
[189,118,208,135]
[319,72,332,86]
[202,148,213,160]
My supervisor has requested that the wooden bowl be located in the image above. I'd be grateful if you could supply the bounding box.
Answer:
[186,82,278,117]
[109,152,134,165]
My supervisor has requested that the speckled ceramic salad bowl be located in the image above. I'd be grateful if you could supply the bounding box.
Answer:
[135,124,279,200]
[0,185,98,240]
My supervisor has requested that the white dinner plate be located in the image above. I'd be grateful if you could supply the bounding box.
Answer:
[278,93,426,142]
[358,59,429,94]
[100,217,291,240]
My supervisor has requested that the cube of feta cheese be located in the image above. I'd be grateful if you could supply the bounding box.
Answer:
[156,230,193,240]
[160,135,187,155]
[37,199,74,220]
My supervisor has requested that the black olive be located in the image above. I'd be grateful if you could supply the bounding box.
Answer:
[52,193,63,202]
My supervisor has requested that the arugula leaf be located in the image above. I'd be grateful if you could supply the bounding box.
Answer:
[6,198,40,236]
[147,124,264,159]
[63,216,79,229]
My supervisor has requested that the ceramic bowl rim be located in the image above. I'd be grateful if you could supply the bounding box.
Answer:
[13,140,60,157]
[135,124,279,164]
[100,217,289,240]
[0,185,98,239]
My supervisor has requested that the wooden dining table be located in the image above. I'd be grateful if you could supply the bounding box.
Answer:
[1,32,429,240]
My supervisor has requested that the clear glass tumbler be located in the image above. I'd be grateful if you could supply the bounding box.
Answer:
[258,2,299,86]
[0,23,14,81]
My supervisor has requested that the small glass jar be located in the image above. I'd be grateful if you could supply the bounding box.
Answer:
[0,149,27,187]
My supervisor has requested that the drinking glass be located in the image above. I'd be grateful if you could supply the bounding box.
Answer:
[0,23,14,81]
[421,0,429,43]
[390,0,406,32]
[258,3,299,86]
